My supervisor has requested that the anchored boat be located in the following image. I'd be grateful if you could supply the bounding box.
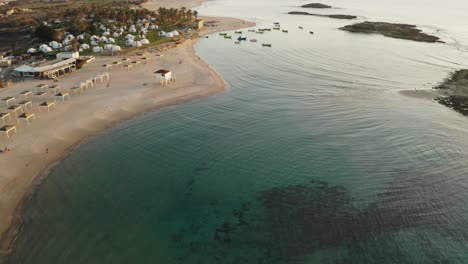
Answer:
[262,43,272,47]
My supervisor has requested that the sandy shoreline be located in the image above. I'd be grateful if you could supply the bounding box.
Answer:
[0,1,255,260]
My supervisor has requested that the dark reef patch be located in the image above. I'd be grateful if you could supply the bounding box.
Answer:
[434,69,468,117]
[171,170,468,263]
[340,21,443,43]
[288,11,357,20]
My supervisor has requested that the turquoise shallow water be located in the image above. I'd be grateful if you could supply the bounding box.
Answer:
[8,0,468,263]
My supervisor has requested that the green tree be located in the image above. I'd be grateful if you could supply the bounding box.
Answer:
[35,25,55,41]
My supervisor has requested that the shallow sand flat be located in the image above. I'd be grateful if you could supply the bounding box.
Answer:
[0,20,258,259]
[399,89,444,100]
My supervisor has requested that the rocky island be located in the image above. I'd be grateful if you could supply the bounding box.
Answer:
[288,11,357,20]
[434,70,468,116]
[301,3,332,8]
[339,22,443,43]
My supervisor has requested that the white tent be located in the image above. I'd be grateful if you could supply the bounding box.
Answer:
[113,32,121,38]
[132,41,142,47]
[103,44,113,50]
[111,45,121,52]
[91,40,99,46]
[126,39,135,46]
[39,44,52,52]
[140,39,150,45]
[49,41,60,49]
[171,31,179,36]
[92,46,103,53]
[99,36,108,42]
[90,35,99,41]
[107,38,115,43]
[164,33,174,38]
[158,31,166,37]
[150,25,158,30]
[80,43,90,50]
[27,48,37,53]
[125,34,135,40]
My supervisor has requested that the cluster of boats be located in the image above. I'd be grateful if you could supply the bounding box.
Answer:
[218,22,314,48]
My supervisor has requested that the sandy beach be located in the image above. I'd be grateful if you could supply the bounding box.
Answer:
[0,1,255,259]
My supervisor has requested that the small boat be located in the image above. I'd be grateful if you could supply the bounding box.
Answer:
[250,38,258,42]
[219,32,227,36]
[237,36,247,41]
[235,31,243,34]
[262,43,272,47]
[224,35,232,39]
[263,28,271,31]
[273,27,280,30]
[248,29,256,32]
[299,26,303,29]
[235,41,240,44]
[274,22,280,25]
[282,30,288,33]
[256,31,264,34]
[309,31,314,34]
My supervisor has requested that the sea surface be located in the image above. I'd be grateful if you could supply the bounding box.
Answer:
[8,0,468,263]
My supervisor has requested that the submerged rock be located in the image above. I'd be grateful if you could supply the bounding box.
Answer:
[339,21,443,43]
[288,11,357,19]
[434,69,468,116]
[301,3,332,8]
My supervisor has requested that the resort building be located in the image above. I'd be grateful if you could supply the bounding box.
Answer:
[13,58,77,79]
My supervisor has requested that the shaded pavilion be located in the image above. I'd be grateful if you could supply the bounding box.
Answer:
[0,125,17,138]
[17,113,36,126]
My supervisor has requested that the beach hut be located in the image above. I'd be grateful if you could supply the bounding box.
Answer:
[17,113,36,126]
[154,69,173,85]
[0,112,11,124]
[92,46,103,53]
[0,125,17,138]
[140,39,150,45]
[27,48,37,53]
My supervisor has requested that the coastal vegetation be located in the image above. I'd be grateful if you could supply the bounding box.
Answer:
[288,11,356,20]
[339,22,442,43]
[0,0,199,54]
[301,3,331,8]
[434,70,468,117]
